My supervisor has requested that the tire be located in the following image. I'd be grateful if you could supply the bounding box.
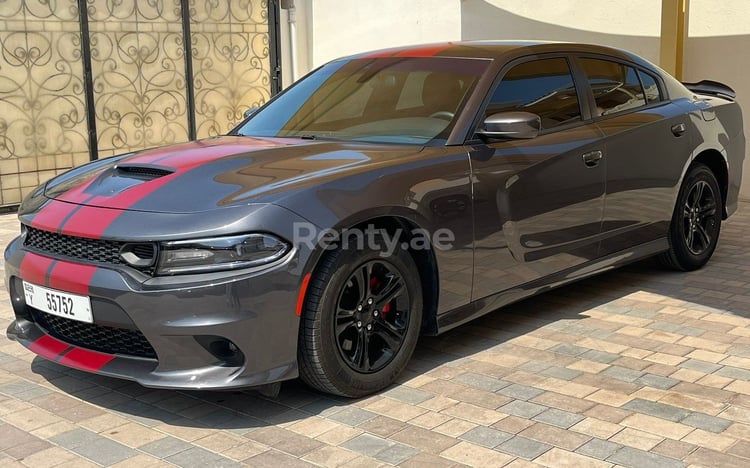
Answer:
[659,163,722,271]
[298,238,423,397]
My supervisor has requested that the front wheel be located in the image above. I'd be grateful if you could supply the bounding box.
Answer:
[660,163,722,271]
[298,242,423,397]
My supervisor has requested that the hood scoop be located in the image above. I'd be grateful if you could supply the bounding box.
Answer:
[114,164,175,180]
[77,163,176,198]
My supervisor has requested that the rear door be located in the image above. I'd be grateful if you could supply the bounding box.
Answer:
[573,56,693,256]
[469,55,606,301]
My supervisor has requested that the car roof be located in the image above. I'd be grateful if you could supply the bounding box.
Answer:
[346,40,656,72]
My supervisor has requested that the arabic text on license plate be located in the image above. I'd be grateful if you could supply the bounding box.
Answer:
[22,281,93,324]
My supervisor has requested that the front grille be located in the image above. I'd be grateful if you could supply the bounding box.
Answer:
[25,226,123,264]
[24,226,156,271]
[32,310,157,359]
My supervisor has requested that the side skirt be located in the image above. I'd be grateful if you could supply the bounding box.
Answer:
[436,238,669,333]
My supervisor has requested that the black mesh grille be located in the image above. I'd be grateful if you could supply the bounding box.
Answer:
[32,310,157,359]
[25,226,123,264]
[23,226,155,271]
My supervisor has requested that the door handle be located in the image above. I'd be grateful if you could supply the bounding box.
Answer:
[582,150,603,168]
[671,123,687,137]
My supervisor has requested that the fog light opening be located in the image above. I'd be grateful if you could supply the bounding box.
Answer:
[195,336,245,367]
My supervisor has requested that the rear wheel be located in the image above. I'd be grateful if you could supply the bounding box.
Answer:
[660,163,722,271]
[298,241,422,397]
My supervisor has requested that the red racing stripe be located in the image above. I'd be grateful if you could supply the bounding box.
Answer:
[362,43,453,58]
[58,347,114,372]
[48,262,98,296]
[28,200,79,233]
[19,253,55,286]
[58,204,130,239]
[395,43,452,57]
[28,335,70,361]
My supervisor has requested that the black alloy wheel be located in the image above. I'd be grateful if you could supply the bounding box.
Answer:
[298,234,423,397]
[682,180,718,255]
[660,163,722,271]
[334,260,410,374]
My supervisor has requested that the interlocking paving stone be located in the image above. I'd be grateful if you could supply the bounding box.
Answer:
[340,433,395,457]
[540,366,583,381]
[496,435,553,460]
[326,407,378,426]
[496,384,545,401]
[453,372,510,392]
[165,446,240,467]
[382,385,434,404]
[622,399,691,422]
[575,438,623,460]
[532,407,585,429]
[637,373,680,390]
[681,412,733,433]
[373,443,419,464]
[608,446,686,468]
[70,437,137,465]
[3,210,750,466]
[679,359,723,373]
[0,381,52,400]
[551,343,589,356]
[459,426,513,448]
[716,365,750,381]
[140,436,194,458]
[601,366,645,383]
[499,400,548,419]
[581,350,621,364]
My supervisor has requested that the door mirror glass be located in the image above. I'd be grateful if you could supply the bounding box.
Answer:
[478,111,541,139]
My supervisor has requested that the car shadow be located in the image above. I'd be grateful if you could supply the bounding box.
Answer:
[30,235,750,432]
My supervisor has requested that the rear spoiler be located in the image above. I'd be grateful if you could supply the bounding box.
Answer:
[682,80,736,101]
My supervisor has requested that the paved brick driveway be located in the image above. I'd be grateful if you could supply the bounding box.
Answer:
[1,208,750,467]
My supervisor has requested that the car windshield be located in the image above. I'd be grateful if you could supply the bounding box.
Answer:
[235,56,491,145]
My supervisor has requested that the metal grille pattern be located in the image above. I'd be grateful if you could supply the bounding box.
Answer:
[33,310,157,359]
[0,0,279,208]
[24,227,123,265]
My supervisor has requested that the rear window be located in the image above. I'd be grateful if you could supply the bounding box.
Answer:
[638,70,662,103]
[579,58,647,116]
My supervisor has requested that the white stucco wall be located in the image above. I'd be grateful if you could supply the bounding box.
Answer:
[309,0,462,66]
[460,0,662,64]
[684,0,750,199]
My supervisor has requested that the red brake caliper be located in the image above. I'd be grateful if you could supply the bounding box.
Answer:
[370,275,390,318]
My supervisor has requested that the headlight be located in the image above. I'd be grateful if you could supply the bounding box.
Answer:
[156,233,290,275]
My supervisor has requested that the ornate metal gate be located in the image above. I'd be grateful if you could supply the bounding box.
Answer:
[0,0,281,207]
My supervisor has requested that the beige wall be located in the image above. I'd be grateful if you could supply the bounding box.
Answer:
[461,0,661,64]
[290,0,661,72]
[684,0,750,199]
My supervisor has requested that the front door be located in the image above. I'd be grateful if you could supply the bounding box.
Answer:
[469,56,606,301]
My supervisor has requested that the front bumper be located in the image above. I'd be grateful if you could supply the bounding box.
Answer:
[4,234,305,390]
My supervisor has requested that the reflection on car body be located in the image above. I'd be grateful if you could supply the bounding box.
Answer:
[4,41,744,397]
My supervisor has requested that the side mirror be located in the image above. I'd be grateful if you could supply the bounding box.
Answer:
[477,111,541,139]
[244,107,260,119]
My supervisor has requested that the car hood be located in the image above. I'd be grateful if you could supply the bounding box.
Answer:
[43,136,424,213]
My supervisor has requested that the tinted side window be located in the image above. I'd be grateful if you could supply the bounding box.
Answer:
[638,70,662,103]
[487,58,582,130]
[580,58,646,116]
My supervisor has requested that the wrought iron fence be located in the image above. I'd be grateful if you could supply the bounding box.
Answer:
[0,0,281,207]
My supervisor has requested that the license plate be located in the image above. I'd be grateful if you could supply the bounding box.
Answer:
[22,281,93,324]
